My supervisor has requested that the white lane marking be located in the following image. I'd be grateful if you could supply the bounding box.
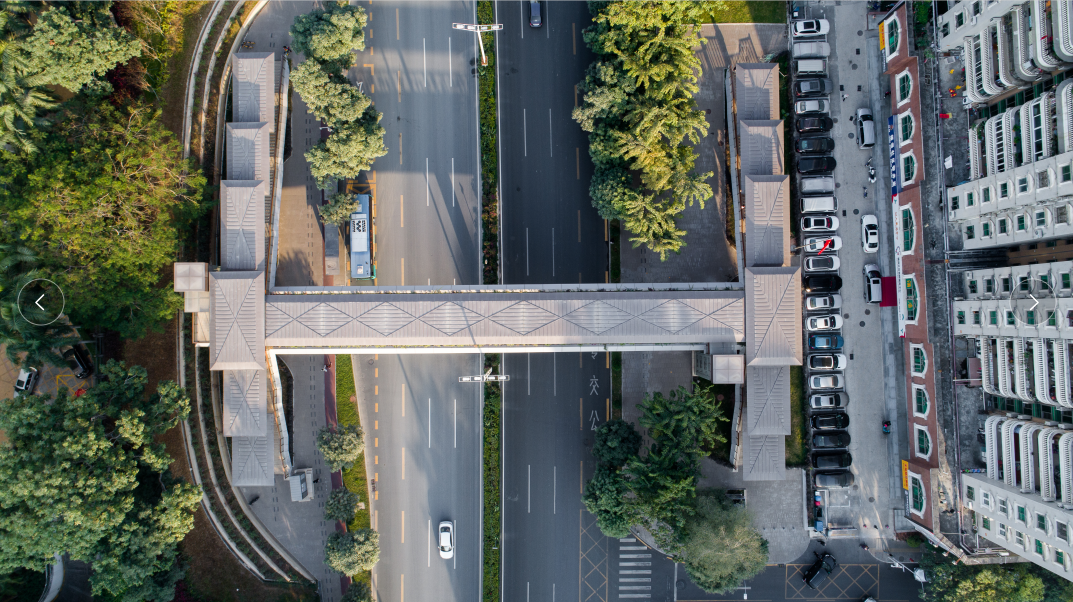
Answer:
[523,108,528,157]
[549,108,553,157]
[423,38,427,87]
[449,37,452,87]
[520,1,524,38]
[553,465,557,514]
[427,519,431,567]
[453,519,457,569]
[426,158,430,206]
[553,354,556,396]
[551,227,555,277]
[546,0,550,38]
[527,353,531,395]
[451,157,455,207]
[526,228,530,276]
[527,464,531,513]
[553,583,556,602]
[454,398,457,448]
[428,397,432,448]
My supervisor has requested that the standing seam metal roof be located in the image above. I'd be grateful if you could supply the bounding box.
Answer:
[210,271,266,370]
[734,63,780,120]
[745,267,802,366]
[232,53,275,130]
[738,120,784,177]
[743,175,790,267]
[742,435,787,481]
[746,366,791,436]
[221,180,266,271]
[226,122,270,182]
[222,369,268,436]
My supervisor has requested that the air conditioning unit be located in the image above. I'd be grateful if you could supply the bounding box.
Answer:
[1036,228,1046,237]
[972,15,978,25]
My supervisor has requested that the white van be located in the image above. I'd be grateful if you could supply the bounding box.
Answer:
[856,108,876,149]
[800,176,836,194]
[802,196,838,213]
[794,59,827,75]
[793,42,831,58]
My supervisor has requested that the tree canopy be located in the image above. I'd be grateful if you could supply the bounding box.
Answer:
[290,1,367,70]
[592,418,642,468]
[324,487,361,523]
[0,102,205,338]
[0,360,201,602]
[316,423,365,472]
[325,529,380,575]
[920,548,1048,602]
[678,491,768,593]
[318,192,365,227]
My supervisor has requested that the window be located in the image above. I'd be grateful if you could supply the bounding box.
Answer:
[902,208,915,251]
[913,348,927,374]
[958,310,966,324]
[982,187,991,203]
[941,22,950,37]
[1039,170,1052,189]
[986,278,995,293]
[1057,550,1066,566]
[1038,514,1048,533]
[972,0,981,15]
[1019,176,1030,193]
[990,310,998,325]
[983,516,992,530]
[1020,276,1030,291]
[916,427,931,457]
[999,523,1008,538]
[999,498,1009,516]
[898,73,912,102]
[1000,181,1010,198]
[974,310,981,324]
[886,18,900,54]
[1016,531,1026,547]
[911,476,926,514]
[1027,310,1036,325]
[906,278,918,320]
[1063,273,1070,289]
[982,222,992,237]
[951,195,960,210]
[1060,206,1071,225]
[1037,210,1048,227]
[966,225,975,239]
[1049,310,1057,326]
[968,191,975,206]
[1017,215,1027,231]
[902,154,916,183]
[1037,539,1045,556]
[1003,277,1012,292]
[1007,311,1016,325]
[915,388,929,415]
[969,279,978,293]
[1042,275,1050,288]
[966,486,975,501]
[956,12,965,27]
[900,112,914,143]
[1068,310,1073,327]
[1058,521,1069,542]
[1062,165,1072,183]
[1018,505,1028,522]
[999,218,1008,234]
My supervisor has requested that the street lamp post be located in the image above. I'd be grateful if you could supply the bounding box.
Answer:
[452,22,503,66]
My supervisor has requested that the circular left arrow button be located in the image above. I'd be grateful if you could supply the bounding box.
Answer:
[17,278,65,326]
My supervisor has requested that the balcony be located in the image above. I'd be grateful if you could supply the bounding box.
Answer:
[1059,79,1073,154]
[978,30,1005,96]
[1013,3,1045,82]
[986,114,1007,174]
[982,337,1000,396]
[1021,423,1043,493]
[1056,0,1073,62]
[1061,433,1073,504]
[964,37,992,103]
[998,337,1014,397]
[969,123,985,179]
[995,16,1024,88]
[1040,428,1064,501]
[1003,106,1021,169]
[1058,341,1073,407]
[1015,337,1034,401]
[985,415,1006,481]
[1032,0,1063,70]
[1002,419,1023,489]
[1035,338,1052,404]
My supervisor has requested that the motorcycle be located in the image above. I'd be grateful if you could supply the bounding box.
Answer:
[882,420,891,435]
[867,158,877,183]
[241,39,255,49]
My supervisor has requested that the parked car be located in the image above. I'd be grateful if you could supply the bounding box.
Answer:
[528,0,542,27]
[804,256,840,273]
[810,393,847,409]
[861,214,880,253]
[801,215,839,232]
[794,78,834,97]
[63,345,93,380]
[795,99,830,114]
[815,471,855,488]
[803,236,842,253]
[438,521,455,559]
[802,552,837,589]
[864,263,883,304]
[796,136,835,153]
[803,275,843,293]
[809,373,845,389]
[807,315,843,332]
[809,354,848,370]
[792,19,830,37]
[796,117,833,134]
[856,107,876,148]
[812,452,853,469]
[808,334,844,350]
[811,412,850,430]
[798,156,838,174]
[793,41,831,58]
[14,367,38,394]
[806,294,842,311]
[812,431,851,448]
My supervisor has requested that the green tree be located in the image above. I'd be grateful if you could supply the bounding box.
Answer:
[291,60,371,128]
[325,529,380,575]
[305,107,388,187]
[593,419,642,468]
[22,3,142,93]
[0,246,79,369]
[290,1,367,69]
[316,423,366,472]
[677,491,768,593]
[582,464,634,538]
[324,487,361,523]
[920,548,1047,602]
[341,582,374,602]
[0,102,205,338]
[318,192,365,227]
[0,6,54,153]
[0,360,201,602]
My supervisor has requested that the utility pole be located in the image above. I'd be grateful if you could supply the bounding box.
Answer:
[451,22,503,66]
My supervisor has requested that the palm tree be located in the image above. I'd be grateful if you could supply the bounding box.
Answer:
[0,3,54,153]
[0,246,78,369]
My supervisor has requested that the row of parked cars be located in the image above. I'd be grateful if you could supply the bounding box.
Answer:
[13,345,94,395]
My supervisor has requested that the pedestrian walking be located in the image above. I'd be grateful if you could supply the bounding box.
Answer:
[860,543,869,551]
[323,365,329,373]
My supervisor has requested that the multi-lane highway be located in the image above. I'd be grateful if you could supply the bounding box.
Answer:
[495,1,607,284]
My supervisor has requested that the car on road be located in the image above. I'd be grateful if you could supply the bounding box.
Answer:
[792,19,830,37]
[796,136,835,153]
[807,315,843,332]
[861,214,880,253]
[438,521,455,559]
[808,335,844,351]
[811,412,850,430]
[796,117,833,134]
[802,552,837,589]
[795,99,830,114]
[815,471,855,488]
[806,294,842,311]
[809,373,844,389]
[803,275,843,293]
[804,256,840,273]
[798,156,837,174]
[14,367,38,394]
[812,452,853,469]
[810,393,847,409]
[812,431,851,448]
[803,236,841,253]
[528,1,541,27]
[794,78,834,97]
[800,215,839,232]
[809,354,848,370]
[63,345,93,380]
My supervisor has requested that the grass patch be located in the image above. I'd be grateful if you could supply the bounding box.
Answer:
[786,366,807,466]
[703,382,735,463]
[611,352,622,418]
[335,355,372,588]
[776,51,799,241]
[609,219,621,283]
[702,1,786,24]
[478,1,499,284]
[483,353,502,602]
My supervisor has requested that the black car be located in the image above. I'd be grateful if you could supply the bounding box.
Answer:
[794,77,834,97]
[63,346,93,380]
[815,471,855,488]
[812,431,851,449]
[803,275,843,293]
[529,0,542,27]
[812,452,852,469]
[796,136,835,153]
[798,156,837,174]
[811,413,850,430]
[796,117,833,134]
[802,552,837,589]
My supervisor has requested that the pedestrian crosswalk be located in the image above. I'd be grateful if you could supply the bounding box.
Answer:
[616,537,652,599]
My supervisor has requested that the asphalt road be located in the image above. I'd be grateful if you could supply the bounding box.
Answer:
[496,1,607,285]
[353,353,482,602]
[356,1,481,287]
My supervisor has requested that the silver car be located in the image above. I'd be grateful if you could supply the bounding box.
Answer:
[806,294,842,311]
[438,521,454,559]
[809,374,844,390]
[807,314,843,332]
[804,256,840,272]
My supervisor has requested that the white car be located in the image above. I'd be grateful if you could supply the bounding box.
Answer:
[795,99,830,114]
[438,521,454,559]
[804,256,840,272]
[801,216,839,232]
[806,294,842,311]
[792,19,830,37]
[861,214,880,253]
[809,354,849,370]
[810,393,847,409]
[14,367,38,394]
[803,236,841,253]
[810,374,845,390]
[807,314,843,332]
